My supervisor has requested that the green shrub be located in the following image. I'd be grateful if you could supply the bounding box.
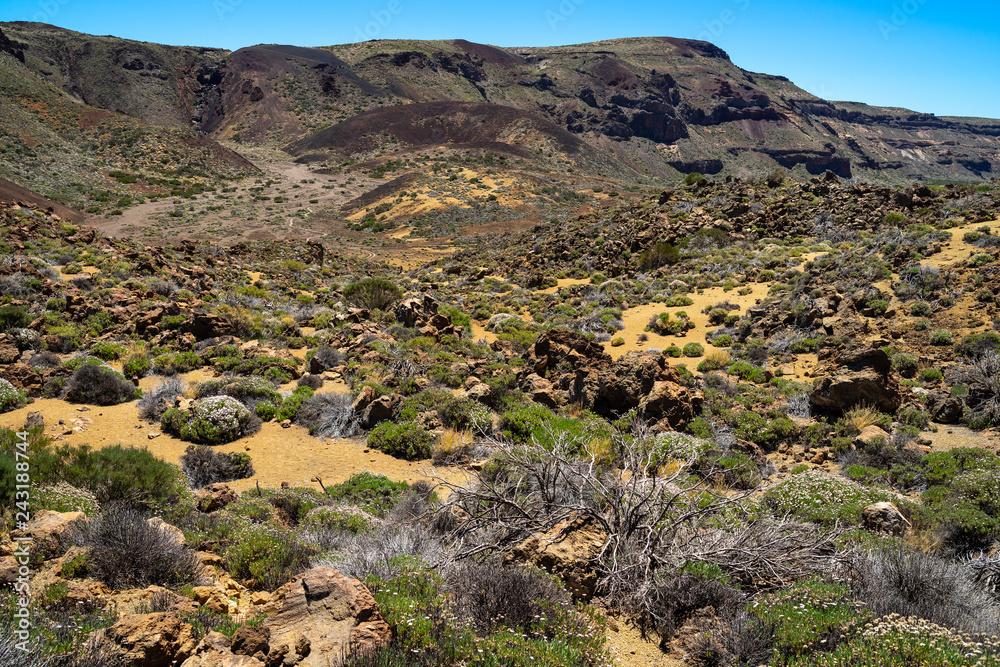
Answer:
[0,378,27,413]
[123,355,152,379]
[726,361,768,383]
[152,351,202,374]
[921,368,943,382]
[88,342,126,361]
[684,172,705,186]
[0,304,31,332]
[324,472,408,517]
[162,396,262,445]
[638,242,680,270]
[682,342,704,357]
[301,507,372,534]
[499,404,555,442]
[0,453,15,506]
[343,277,403,310]
[57,444,185,512]
[275,386,314,422]
[929,329,953,345]
[969,253,993,268]
[711,334,733,348]
[224,523,315,590]
[368,422,434,460]
[195,377,282,407]
[956,332,1000,357]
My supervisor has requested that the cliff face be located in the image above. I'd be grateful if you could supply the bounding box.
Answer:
[3,23,998,183]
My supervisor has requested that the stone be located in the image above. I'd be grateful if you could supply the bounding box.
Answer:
[148,517,186,545]
[196,483,239,513]
[1,363,43,396]
[505,515,607,600]
[23,410,43,430]
[10,510,84,560]
[809,348,902,413]
[521,373,556,408]
[96,612,198,667]
[261,567,391,666]
[192,586,231,615]
[855,425,890,446]
[181,632,264,667]
[926,392,964,424]
[861,502,909,536]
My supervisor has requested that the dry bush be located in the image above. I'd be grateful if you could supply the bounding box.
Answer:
[314,525,443,582]
[137,377,183,423]
[432,429,476,465]
[850,546,1000,636]
[443,559,571,635]
[958,351,1000,428]
[71,505,203,589]
[63,364,137,406]
[841,403,882,434]
[181,445,255,489]
[295,392,359,438]
[432,424,846,639]
[297,374,323,389]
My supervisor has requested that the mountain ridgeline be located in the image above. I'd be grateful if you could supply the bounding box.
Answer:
[2,21,999,185]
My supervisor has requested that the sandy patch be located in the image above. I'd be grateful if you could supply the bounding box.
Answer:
[604,283,773,363]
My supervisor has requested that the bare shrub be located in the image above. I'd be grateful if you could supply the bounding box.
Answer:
[443,559,570,635]
[26,350,60,368]
[850,546,1000,636]
[958,351,1000,428]
[64,364,137,406]
[297,374,323,389]
[680,610,776,667]
[310,347,344,372]
[137,377,183,423]
[71,505,203,589]
[314,525,443,581]
[180,445,255,489]
[432,424,845,639]
[295,392,359,438]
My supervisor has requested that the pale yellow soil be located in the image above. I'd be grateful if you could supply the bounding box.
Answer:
[604,282,772,363]
[606,621,682,667]
[923,424,1000,451]
[469,321,497,344]
[0,368,466,495]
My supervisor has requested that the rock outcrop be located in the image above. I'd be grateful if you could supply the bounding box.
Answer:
[809,348,902,413]
[505,515,607,600]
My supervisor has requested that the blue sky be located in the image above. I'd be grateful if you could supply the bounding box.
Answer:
[4,0,998,118]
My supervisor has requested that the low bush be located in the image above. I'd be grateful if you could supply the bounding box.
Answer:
[63,363,138,405]
[137,377,184,423]
[323,472,408,518]
[368,422,434,460]
[181,445,254,489]
[929,329,953,345]
[295,392,359,437]
[275,386,314,422]
[0,379,27,414]
[151,352,202,375]
[444,559,570,635]
[224,523,315,590]
[162,396,262,445]
[682,342,704,358]
[71,505,203,589]
[849,547,1000,636]
[0,305,31,332]
[56,444,186,511]
[297,374,323,389]
[761,471,898,526]
[344,277,403,310]
[195,377,282,407]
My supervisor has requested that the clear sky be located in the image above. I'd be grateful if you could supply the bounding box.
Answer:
[4,0,998,118]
